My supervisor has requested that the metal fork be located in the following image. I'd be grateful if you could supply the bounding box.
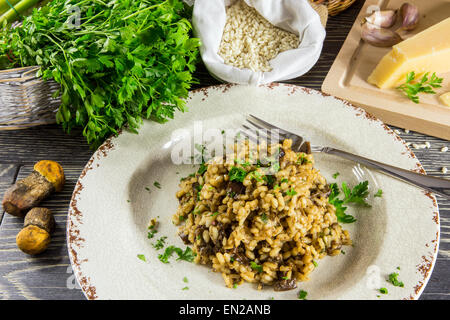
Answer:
[241,114,450,199]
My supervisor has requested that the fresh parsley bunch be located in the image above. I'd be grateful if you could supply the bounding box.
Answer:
[0,0,200,147]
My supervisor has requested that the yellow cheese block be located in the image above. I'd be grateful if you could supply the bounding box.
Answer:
[368,17,450,89]
[440,92,450,107]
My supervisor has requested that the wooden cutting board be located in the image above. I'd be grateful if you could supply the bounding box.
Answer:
[322,0,450,140]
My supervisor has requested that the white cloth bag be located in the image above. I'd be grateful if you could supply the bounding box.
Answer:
[192,0,326,85]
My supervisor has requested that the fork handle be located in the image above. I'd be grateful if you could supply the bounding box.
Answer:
[321,147,450,199]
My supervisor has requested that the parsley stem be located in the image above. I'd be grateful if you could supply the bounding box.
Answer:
[123,0,168,20]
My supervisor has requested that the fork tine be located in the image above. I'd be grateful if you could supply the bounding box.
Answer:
[237,128,259,144]
[247,114,292,137]
[243,124,278,145]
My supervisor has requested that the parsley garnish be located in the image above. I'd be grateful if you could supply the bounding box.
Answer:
[183,277,188,283]
[298,290,308,300]
[261,213,268,224]
[388,272,404,287]
[233,283,238,289]
[153,181,161,189]
[248,170,263,182]
[328,181,371,224]
[137,254,146,262]
[280,178,289,184]
[182,286,189,290]
[396,72,443,103]
[285,189,297,196]
[332,172,340,179]
[313,261,318,267]
[229,166,247,183]
[297,154,310,165]
[263,175,276,188]
[281,276,289,280]
[374,189,383,198]
[379,287,388,294]
[250,261,263,273]
[148,226,157,239]
[152,236,167,250]
[158,246,196,264]
[197,163,208,175]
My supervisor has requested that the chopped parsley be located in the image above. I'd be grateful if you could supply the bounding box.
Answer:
[147,226,157,239]
[158,246,196,264]
[312,261,318,267]
[153,181,161,189]
[248,170,263,182]
[152,236,167,250]
[183,277,188,283]
[229,166,247,183]
[388,272,404,287]
[250,261,263,273]
[233,283,238,289]
[137,254,146,262]
[280,178,289,184]
[145,187,150,191]
[197,163,208,175]
[281,276,289,280]
[374,189,383,198]
[182,286,189,290]
[261,213,268,224]
[263,175,276,188]
[332,172,340,179]
[284,189,297,196]
[328,181,371,224]
[297,154,310,165]
[211,212,220,217]
[379,287,388,294]
[298,290,308,300]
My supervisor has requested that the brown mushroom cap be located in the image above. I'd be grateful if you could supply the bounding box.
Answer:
[34,160,65,192]
[24,207,55,234]
[16,225,51,255]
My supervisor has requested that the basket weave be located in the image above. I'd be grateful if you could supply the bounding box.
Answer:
[0,66,60,130]
[311,0,356,16]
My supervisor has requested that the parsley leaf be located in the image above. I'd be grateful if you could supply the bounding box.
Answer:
[137,254,146,262]
[158,246,196,264]
[229,166,247,183]
[396,72,443,104]
[374,189,383,198]
[152,236,167,250]
[388,272,404,287]
[250,261,263,273]
[298,290,308,300]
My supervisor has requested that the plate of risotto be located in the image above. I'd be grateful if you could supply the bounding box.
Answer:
[68,84,440,300]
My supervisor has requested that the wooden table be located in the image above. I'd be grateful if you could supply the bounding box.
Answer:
[0,0,448,300]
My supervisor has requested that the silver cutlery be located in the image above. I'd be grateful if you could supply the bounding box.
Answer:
[240,114,450,199]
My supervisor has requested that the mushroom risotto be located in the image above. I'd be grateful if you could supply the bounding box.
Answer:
[172,139,351,291]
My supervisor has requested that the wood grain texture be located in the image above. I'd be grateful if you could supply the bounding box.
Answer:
[0,0,448,300]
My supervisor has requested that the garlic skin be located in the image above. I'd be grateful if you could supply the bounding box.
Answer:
[361,22,403,47]
[400,3,419,30]
[366,10,397,28]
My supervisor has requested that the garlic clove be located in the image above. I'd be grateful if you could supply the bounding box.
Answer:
[361,22,403,47]
[400,3,419,31]
[365,10,397,28]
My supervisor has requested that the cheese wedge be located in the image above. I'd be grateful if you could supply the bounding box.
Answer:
[440,92,450,107]
[368,17,450,89]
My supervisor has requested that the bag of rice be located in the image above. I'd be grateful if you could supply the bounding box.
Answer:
[192,0,326,85]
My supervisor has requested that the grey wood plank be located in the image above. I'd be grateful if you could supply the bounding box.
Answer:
[0,164,19,224]
[0,165,84,300]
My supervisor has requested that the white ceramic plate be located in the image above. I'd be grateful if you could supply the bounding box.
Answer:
[67,84,439,300]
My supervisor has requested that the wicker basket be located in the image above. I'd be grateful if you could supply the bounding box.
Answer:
[0,66,60,130]
[311,0,356,16]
